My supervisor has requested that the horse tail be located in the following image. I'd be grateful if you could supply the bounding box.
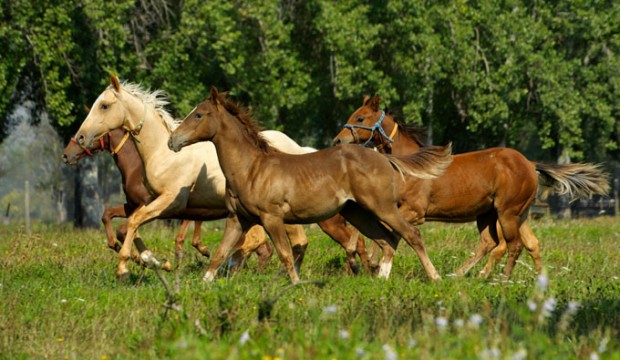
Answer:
[388,143,452,180]
[535,162,610,201]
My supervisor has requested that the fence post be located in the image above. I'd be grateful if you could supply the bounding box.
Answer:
[25,180,30,236]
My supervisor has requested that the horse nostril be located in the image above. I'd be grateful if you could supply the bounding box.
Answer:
[77,134,85,145]
[61,154,68,163]
[333,138,341,145]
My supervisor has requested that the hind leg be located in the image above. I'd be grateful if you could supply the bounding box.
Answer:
[387,219,440,281]
[503,220,542,277]
[285,224,308,275]
[455,211,500,277]
[190,221,210,257]
[340,203,399,279]
[317,215,368,275]
[204,215,247,282]
[480,212,522,279]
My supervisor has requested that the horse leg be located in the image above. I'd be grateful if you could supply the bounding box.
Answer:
[255,241,274,272]
[285,224,308,275]
[367,239,382,275]
[174,219,192,261]
[227,225,265,273]
[191,221,210,257]
[455,211,499,277]
[317,214,368,275]
[260,215,300,283]
[480,212,523,279]
[203,215,246,282]
[102,204,126,252]
[117,192,185,278]
[340,203,398,279]
[116,220,151,268]
[503,220,542,277]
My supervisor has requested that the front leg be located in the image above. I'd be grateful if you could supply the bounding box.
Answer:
[203,214,246,282]
[117,192,186,279]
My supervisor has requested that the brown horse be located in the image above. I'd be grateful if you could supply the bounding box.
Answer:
[62,128,275,271]
[333,96,610,278]
[169,87,453,283]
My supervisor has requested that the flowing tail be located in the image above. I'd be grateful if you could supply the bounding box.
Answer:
[535,162,610,201]
[388,143,453,180]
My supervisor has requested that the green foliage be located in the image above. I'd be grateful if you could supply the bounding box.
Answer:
[0,0,618,159]
[1,218,619,358]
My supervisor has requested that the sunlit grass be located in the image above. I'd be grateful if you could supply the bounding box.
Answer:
[1,217,619,359]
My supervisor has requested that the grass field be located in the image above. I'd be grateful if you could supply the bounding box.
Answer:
[1,217,619,359]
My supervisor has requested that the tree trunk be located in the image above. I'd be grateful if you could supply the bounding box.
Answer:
[73,157,102,228]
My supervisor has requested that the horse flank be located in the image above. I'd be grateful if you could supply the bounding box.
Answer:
[536,162,610,201]
[387,144,453,180]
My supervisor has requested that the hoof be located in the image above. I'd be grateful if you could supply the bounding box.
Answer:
[162,261,172,272]
[203,271,215,282]
[117,271,130,281]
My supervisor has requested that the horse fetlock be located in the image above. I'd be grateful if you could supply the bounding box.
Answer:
[203,270,216,282]
[377,262,393,278]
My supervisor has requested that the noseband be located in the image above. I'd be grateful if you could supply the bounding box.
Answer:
[343,110,397,147]
[70,136,104,157]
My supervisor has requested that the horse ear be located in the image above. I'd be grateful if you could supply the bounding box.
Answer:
[83,104,91,114]
[110,74,121,92]
[362,95,371,106]
[369,95,381,111]
[209,86,220,106]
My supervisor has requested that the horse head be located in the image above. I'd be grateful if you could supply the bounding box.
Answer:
[169,87,221,152]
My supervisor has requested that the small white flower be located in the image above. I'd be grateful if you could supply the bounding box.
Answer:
[339,329,350,340]
[567,301,580,313]
[407,339,417,348]
[355,347,365,357]
[383,344,398,360]
[435,316,448,328]
[537,274,548,291]
[512,348,527,360]
[590,351,599,360]
[323,304,337,314]
[543,298,557,314]
[239,330,250,346]
[469,313,483,326]
[527,300,537,312]
[52,243,58,247]
[60,299,67,303]
[480,347,501,359]
[453,318,464,328]
[77,298,85,302]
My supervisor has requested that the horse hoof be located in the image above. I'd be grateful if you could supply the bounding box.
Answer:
[117,271,130,281]
[162,261,172,272]
[203,271,215,282]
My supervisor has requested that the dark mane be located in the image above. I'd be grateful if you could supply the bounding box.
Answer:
[217,93,275,153]
[389,111,427,147]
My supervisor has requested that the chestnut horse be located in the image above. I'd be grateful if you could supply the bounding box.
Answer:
[168,87,453,283]
[334,96,610,278]
[72,76,368,279]
[62,128,274,271]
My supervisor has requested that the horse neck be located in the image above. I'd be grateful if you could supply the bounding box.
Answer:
[210,113,264,187]
[381,116,423,156]
[124,97,171,170]
[109,131,144,185]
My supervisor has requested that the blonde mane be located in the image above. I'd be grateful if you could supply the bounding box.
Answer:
[118,82,181,131]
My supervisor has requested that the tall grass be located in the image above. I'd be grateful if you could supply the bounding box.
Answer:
[1,217,618,359]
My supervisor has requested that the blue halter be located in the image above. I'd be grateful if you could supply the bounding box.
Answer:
[343,110,393,147]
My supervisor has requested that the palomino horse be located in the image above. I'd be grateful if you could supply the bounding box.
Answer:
[72,75,368,279]
[168,87,453,283]
[62,128,274,271]
[333,95,610,278]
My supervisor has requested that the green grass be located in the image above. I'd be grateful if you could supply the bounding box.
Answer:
[1,217,619,359]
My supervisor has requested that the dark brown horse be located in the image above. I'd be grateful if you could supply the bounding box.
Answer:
[169,87,453,283]
[62,128,277,270]
[333,96,610,278]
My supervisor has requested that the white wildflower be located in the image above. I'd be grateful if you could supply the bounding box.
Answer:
[435,316,448,329]
[469,313,483,327]
[383,343,398,360]
[453,318,464,328]
[590,351,599,360]
[60,299,67,303]
[527,300,537,312]
[567,301,580,314]
[480,347,501,359]
[543,298,557,314]
[598,337,609,354]
[537,274,548,291]
[339,329,350,340]
[239,330,250,346]
[512,348,527,360]
[77,298,85,302]
[355,347,365,357]
[323,304,337,315]
[407,339,417,348]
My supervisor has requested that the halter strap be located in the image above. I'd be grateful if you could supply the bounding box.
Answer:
[70,136,104,157]
[128,101,147,143]
[110,131,131,156]
[343,110,395,147]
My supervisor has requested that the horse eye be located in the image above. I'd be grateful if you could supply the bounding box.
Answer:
[101,103,109,110]
[356,117,364,123]
[195,113,203,120]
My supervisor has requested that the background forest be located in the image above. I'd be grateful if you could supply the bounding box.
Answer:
[0,0,618,226]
